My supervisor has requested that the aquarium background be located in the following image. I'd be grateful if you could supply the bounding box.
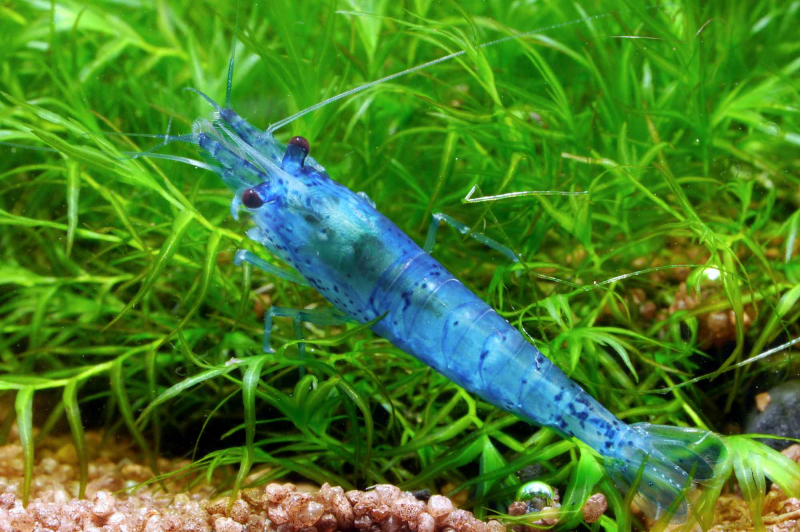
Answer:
[1,0,799,528]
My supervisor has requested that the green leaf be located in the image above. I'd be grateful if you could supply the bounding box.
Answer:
[63,380,88,498]
[110,359,159,476]
[65,160,80,256]
[412,435,484,486]
[136,362,244,424]
[342,0,390,64]
[231,355,270,501]
[732,445,766,532]
[476,436,507,500]
[159,229,222,348]
[559,442,605,529]
[104,209,194,330]
[15,387,35,506]
[750,283,800,357]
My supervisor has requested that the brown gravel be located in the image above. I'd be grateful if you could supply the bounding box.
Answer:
[7,423,800,532]
[581,494,607,524]
[0,426,509,532]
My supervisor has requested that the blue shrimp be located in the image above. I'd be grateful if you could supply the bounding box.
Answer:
[112,12,727,524]
[155,112,726,524]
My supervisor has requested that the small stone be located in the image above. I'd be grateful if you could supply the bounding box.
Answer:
[530,506,558,528]
[214,517,244,532]
[630,288,647,305]
[783,444,800,463]
[105,513,129,529]
[354,515,373,529]
[393,495,425,523]
[269,504,291,525]
[507,502,527,517]
[783,498,800,513]
[581,493,607,523]
[206,498,229,516]
[9,507,35,532]
[373,485,401,505]
[418,513,435,532]
[325,485,353,529]
[54,444,79,465]
[411,489,431,502]
[160,515,182,531]
[295,500,325,527]
[370,504,391,521]
[381,514,402,532]
[756,392,772,412]
[230,499,251,524]
[267,484,297,504]
[120,463,151,481]
[640,301,657,320]
[0,493,15,509]
[487,520,505,532]
[242,487,268,511]
[31,506,60,529]
[443,509,472,532]
[427,495,453,518]
[353,503,372,518]
[144,515,164,532]
[92,490,115,521]
[316,513,338,532]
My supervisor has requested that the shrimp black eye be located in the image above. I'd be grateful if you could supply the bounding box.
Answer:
[289,136,310,154]
[242,188,264,209]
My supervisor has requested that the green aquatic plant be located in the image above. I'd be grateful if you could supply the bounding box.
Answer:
[1,0,800,528]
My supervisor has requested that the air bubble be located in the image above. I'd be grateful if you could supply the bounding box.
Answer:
[763,122,781,136]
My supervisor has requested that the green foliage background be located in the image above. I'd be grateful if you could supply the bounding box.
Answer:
[1,0,799,529]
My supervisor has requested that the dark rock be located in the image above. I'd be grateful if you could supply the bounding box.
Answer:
[515,464,545,484]
[745,380,800,450]
[411,489,431,502]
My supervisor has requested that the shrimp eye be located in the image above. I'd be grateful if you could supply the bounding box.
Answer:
[288,136,310,154]
[242,188,264,209]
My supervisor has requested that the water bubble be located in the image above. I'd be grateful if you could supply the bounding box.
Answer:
[763,122,781,136]
[516,481,556,512]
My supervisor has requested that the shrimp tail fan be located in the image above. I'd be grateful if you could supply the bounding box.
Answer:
[604,423,728,524]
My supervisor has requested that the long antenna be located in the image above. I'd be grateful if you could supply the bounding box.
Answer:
[265,7,657,133]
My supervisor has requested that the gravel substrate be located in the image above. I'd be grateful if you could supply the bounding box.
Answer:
[4,424,800,532]
[0,426,510,532]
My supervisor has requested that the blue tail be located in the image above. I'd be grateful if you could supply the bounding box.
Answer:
[605,423,727,523]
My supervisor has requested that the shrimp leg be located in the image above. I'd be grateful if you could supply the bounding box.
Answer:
[234,250,310,287]
[423,213,519,263]
[234,250,328,355]
[263,306,354,355]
